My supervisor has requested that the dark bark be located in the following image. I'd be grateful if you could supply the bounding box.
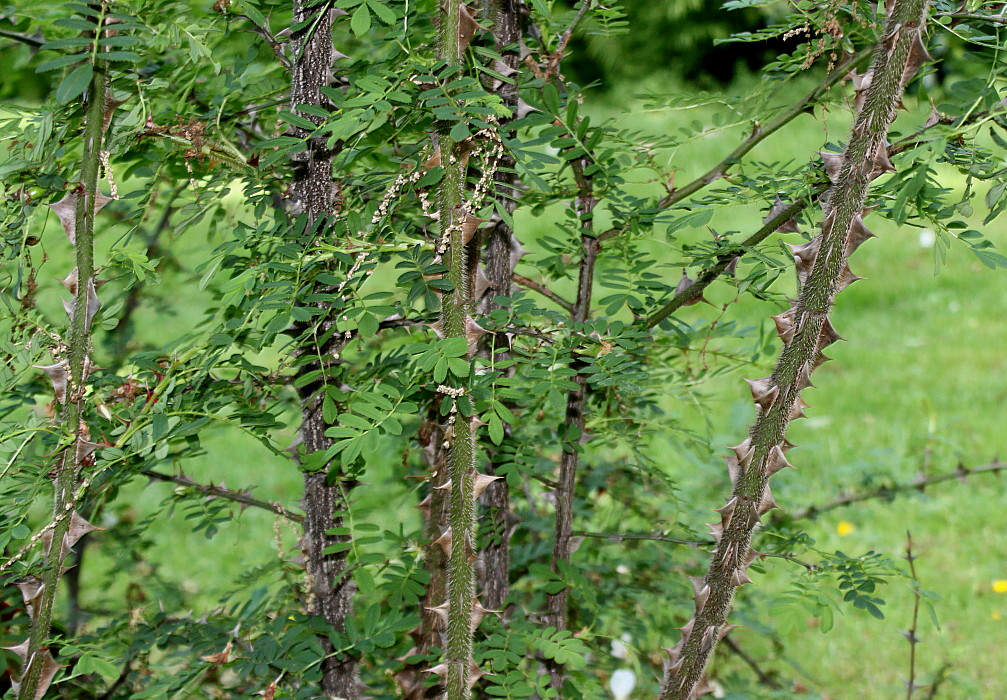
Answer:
[544,157,596,693]
[476,0,524,614]
[287,4,359,698]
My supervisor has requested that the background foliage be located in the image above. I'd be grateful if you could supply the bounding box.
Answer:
[2,0,1007,697]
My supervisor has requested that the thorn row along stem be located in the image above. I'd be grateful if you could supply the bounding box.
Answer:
[659,1,932,697]
[434,2,483,698]
[20,60,109,700]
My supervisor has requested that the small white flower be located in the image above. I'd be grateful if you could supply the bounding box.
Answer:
[609,669,636,700]
[610,637,628,659]
[616,564,630,575]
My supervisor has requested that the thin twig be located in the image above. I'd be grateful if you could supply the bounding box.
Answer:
[924,663,952,699]
[545,149,598,693]
[787,460,1007,522]
[0,28,43,48]
[597,49,872,245]
[904,531,921,700]
[642,192,824,329]
[141,468,303,523]
[720,633,781,689]
[543,0,593,80]
[937,12,1007,24]
[570,530,816,570]
[511,272,574,312]
[641,102,996,331]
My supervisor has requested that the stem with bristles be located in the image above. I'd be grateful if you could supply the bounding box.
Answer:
[659,1,932,697]
[430,3,491,698]
[20,59,109,700]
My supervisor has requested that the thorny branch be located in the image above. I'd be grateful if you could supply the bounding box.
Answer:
[141,468,304,523]
[787,459,1007,521]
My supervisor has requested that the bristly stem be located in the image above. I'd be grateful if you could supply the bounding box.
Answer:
[659,1,932,696]
[437,2,481,698]
[20,61,107,700]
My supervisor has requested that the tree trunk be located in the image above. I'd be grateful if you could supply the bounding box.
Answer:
[288,4,359,698]
[476,0,524,614]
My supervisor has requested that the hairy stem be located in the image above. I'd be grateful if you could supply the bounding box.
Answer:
[436,3,483,698]
[659,2,931,696]
[20,60,108,700]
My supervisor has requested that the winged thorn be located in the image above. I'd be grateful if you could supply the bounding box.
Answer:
[35,363,68,404]
[433,527,453,556]
[818,319,843,349]
[901,31,933,88]
[796,364,814,390]
[673,270,704,306]
[2,639,30,663]
[426,601,450,627]
[725,454,743,486]
[745,377,778,412]
[715,497,737,529]
[728,439,754,467]
[837,263,864,291]
[846,215,876,255]
[693,584,711,614]
[459,212,483,245]
[65,511,101,548]
[16,578,43,611]
[789,397,810,420]
[473,265,492,299]
[819,151,845,184]
[718,623,741,641]
[472,473,502,499]
[423,662,449,677]
[872,141,896,176]
[767,446,794,475]
[59,267,79,295]
[764,196,800,233]
[771,310,796,344]
[25,650,61,700]
[758,487,779,515]
[790,237,821,285]
[464,317,488,354]
[73,440,99,467]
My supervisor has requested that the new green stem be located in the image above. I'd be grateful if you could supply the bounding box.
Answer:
[438,2,479,698]
[20,65,106,700]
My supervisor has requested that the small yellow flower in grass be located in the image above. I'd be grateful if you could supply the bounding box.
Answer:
[992,580,1007,594]
[993,611,1002,621]
[836,521,854,537]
